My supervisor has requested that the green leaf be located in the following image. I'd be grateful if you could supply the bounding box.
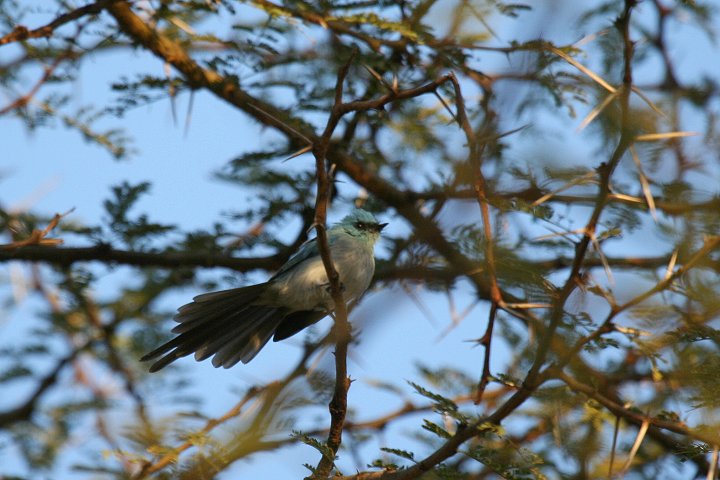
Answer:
[408,381,462,419]
[380,447,415,461]
[421,419,452,439]
[291,430,335,462]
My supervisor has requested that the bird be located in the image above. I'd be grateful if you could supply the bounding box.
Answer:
[141,209,387,372]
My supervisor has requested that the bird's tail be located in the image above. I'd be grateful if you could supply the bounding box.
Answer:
[141,283,288,371]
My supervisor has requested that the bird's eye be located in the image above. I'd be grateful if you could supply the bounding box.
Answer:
[355,222,366,230]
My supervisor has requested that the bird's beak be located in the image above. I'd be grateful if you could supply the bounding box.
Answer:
[377,223,389,232]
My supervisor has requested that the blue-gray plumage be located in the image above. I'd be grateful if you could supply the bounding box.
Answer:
[141,209,387,371]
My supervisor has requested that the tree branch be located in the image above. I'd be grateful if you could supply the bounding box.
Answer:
[447,72,503,403]
[555,369,719,445]
[309,50,356,479]
[105,1,312,145]
[0,1,111,46]
[524,0,638,385]
[0,244,283,270]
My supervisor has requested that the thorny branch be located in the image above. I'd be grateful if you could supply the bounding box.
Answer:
[524,0,638,386]
[554,234,720,373]
[309,51,356,479]
[307,51,459,478]
[555,369,720,445]
[0,1,112,46]
[447,72,503,404]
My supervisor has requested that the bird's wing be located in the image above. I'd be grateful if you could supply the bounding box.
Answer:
[271,229,347,279]
[269,236,320,280]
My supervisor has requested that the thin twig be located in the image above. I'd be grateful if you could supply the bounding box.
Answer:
[552,235,720,373]
[0,1,111,45]
[135,387,265,478]
[523,0,637,388]
[446,73,503,403]
[475,304,498,403]
[0,56,66,115]
[0,209,73,249]
[555,370,719,444]
[310,49,357,479]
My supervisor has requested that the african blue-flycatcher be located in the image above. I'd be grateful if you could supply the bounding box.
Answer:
[142,209,387,371]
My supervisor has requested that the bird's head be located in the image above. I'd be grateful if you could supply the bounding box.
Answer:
[335,209,388,242]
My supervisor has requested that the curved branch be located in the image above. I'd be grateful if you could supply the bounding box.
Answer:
[106,1,312,145]
[556,369,719,445]
[0,1,111,46]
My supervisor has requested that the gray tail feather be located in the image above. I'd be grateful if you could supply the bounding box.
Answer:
[171,284,269,333]
[210,311,283,367]
[141,283,286,371]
